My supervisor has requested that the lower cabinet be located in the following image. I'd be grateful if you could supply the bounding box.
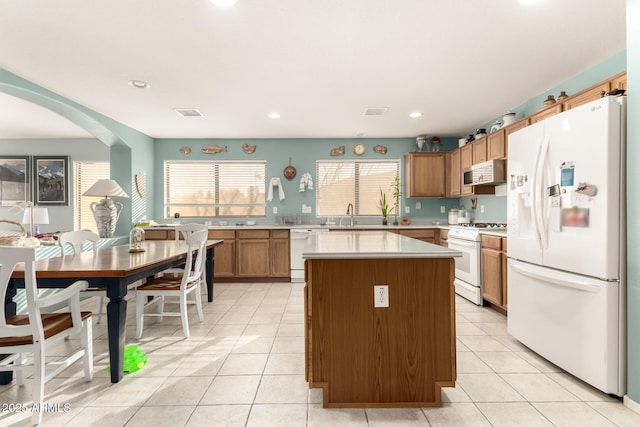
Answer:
[209,230,236,278]
[270,230,291,277]
[147,227,290,281]
[397,228,438,245]
[237,237,270,276]
[481,235,507,311]
[236,229,290,278]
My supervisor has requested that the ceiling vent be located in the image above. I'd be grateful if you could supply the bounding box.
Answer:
[174,108,203,117]
[363,107,388,116]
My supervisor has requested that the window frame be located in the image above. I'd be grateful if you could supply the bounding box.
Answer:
[315,159,401,217]
[164,160,267,218]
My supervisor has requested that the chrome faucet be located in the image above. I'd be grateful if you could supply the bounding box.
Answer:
[346,203,354,227]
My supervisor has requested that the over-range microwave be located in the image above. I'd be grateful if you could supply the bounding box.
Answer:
[463,159,507,186]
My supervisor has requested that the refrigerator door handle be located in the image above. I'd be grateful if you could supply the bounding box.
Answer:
[535,136,551,250]
[509,260,601,293]
[531,136,544,251]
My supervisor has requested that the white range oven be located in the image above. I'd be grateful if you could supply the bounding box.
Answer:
[447,223,506,305]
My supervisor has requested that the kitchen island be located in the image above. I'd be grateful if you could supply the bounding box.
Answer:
[303,231,461,408]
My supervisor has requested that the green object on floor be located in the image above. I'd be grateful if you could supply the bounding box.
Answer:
[107,345,147,375]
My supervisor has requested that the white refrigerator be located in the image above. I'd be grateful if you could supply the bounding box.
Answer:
[507,96,626,396]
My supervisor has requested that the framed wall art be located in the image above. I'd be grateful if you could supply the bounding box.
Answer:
[34,156,69,206]
[0,155,31,206]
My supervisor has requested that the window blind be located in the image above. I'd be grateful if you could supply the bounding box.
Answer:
[165,160,266,218]
[316,160,400,216]
[74,161,110,232]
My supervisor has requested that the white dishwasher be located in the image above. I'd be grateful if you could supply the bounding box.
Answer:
[290,228,328,282]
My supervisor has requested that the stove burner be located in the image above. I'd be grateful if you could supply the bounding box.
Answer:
[457,222,507,229]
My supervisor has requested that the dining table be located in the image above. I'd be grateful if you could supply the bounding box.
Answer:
[2,239,223,384]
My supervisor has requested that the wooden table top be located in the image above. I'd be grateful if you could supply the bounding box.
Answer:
[11,240,222,279]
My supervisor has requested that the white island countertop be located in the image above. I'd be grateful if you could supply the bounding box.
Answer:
[303,230,462,259]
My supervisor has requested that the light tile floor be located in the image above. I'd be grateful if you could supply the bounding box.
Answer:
[2,282,640,426]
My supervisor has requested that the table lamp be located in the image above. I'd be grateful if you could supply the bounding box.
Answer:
[22,206,50,236]
[83,179,129,238]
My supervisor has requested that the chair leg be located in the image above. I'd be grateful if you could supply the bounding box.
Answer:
[195,285,204,322]
[32,345,44,426]
[81,317,94,381]
[95,295,105,325]
[135,292,145,339]
[180,293,190,338]
[16,353,25,386]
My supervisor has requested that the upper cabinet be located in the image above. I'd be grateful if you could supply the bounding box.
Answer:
[405,72,626,199]
[610,71,627,91]
[404,152,446,198]
[487,130,506,160]
[472,136,487,164]
[529,103,563,124]
[563,82,609,111]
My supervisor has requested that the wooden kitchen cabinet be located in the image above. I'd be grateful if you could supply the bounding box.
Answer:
[501,239,508,311]
[237,229,270,277]
[487,129,506,160]
[439,229,448,248]
[460,145,473,196]
[209,230,236,277]
[270,229,290,277]
[404,152,446,198]
[144,229,171,240]
[610,71,627,91]
[472,136,487,164]
[398,228,437,245]
[529,103,563,124]
[481,235,507,311]
[562,82,609,111]
[448,149,461,197]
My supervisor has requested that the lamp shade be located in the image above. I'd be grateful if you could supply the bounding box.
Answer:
[22,207,50,225]
[83,179,129,198]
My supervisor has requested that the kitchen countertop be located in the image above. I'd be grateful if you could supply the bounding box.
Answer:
[144,221,450,231]
[302,230,462,259]
[143,222,508,237]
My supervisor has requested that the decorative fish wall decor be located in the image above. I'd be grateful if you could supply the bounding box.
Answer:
[373,145,388,154]
[330,146,345,156]
[242,143,256,154]
[202,144,228,154]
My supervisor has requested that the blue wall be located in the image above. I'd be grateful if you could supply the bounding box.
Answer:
[154,137,460,224]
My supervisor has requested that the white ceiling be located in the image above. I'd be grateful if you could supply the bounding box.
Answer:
[0,0,627,140]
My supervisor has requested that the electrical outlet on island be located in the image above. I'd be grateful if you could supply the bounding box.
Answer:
[374,285,389,308]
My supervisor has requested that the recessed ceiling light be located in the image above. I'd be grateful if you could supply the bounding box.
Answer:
[209,0,238,7]
[409,112,423,118]
[268,112,281,119]
[128,80,150,89]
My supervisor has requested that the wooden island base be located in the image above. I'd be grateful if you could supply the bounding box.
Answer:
[304,257,456,408]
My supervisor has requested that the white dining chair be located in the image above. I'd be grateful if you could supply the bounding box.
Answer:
[0,246,93,426]
[135,229,207,338]
[58,231,106,323]
[162,223,209,288]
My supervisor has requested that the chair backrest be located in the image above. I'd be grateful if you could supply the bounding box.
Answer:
[174,223,208,241]
[0,246,43,341]
[59,230,99,259]
[180,229,208,287]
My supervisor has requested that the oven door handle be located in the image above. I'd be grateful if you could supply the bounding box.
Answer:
[447,239,478,248]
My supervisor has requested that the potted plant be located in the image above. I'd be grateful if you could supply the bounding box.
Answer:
[390,176,402,226]
[378,188,394,225]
